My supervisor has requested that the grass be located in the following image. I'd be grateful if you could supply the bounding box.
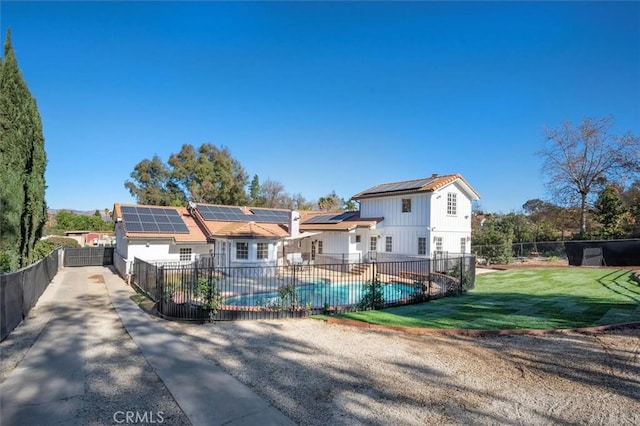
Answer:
[337,268,640,330]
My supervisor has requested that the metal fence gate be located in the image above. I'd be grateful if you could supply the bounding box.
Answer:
[63,247,114,267]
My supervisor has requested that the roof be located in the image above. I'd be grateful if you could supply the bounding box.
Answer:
[189,203,290,239]
[299,210,382,232]
[113,203,207,243]
[352,173,481,200]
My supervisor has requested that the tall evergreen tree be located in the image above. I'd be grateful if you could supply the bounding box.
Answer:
[0,30,47,270]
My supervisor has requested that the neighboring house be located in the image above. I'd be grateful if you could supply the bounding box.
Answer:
[63,231,115,247]
[352,173,480,260]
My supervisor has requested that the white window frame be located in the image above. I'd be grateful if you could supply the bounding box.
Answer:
[318,241,323,254]
[447,192,457,216]
[179,247,192,262]
[370,236,377,252]
[402,198,411,213]
[355,235,361,243]
[236,242,248,260]
[418,237,426,255]
[460,237,466,254]
[434,236,443,252]
[385,236,392,252]
[257,242,268,260]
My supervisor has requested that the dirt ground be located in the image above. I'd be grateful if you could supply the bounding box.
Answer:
[160,318,640,425]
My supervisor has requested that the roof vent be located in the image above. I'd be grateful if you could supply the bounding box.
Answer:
[431,173,438,178]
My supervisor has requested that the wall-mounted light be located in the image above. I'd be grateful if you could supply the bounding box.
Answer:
[145,241,150,247]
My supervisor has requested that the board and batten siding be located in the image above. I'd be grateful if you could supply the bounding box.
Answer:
[358,181,473,256]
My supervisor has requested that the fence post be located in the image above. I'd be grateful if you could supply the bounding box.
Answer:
[459,256,464,295]
[371,260,377,310]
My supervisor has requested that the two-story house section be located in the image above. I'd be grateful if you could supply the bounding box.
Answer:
[352,174,480,260]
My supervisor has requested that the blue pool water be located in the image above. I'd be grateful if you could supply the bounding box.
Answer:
[224,281,421,308]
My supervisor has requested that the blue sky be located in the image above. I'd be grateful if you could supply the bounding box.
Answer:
[1,1,638,213]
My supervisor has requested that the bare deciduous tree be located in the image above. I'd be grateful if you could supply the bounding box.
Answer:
[540,116,639,234]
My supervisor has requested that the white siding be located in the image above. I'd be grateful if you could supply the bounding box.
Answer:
[429,181,473,254]
[126,240,211,263]
[230,239,280,266]
[115,223,128,259]
[358,180,474,258]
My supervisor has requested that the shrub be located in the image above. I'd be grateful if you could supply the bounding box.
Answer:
[45,236,80,248]
[33,240,57,261]
[359,274,385,310]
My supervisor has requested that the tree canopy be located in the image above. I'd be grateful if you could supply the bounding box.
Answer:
[539,116,640,235]
[125,144,248,206]
[0,30,47,271]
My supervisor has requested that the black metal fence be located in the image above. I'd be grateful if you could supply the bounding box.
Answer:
[0,249,60,341]
[131,255,475,322]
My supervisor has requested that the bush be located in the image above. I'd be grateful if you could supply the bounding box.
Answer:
[0,250,18,273]
[359,275,385,310]
[33,240,57,261]
[43,236,80,248]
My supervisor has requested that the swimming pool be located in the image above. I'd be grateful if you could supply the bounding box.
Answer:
[224,281,422,308]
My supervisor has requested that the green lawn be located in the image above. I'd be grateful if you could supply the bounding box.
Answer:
[337,268,640,330]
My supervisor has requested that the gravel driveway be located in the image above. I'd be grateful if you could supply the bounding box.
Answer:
[3,266,638,425]
[160,318,640,425]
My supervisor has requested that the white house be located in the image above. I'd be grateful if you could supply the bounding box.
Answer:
[113,202,316,276]
[113,173,479,275]
[299,173,480,263]
[113,204,210,275]
[186,203,297,269]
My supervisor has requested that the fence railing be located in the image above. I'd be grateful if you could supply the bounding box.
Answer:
[131,255,475,322]
[0,248,60,341]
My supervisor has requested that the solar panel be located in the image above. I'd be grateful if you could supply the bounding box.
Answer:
[195,204,290,223]
[121,206,189,234]
[330,211,357,222]
[302,211,359,224]
[359,177,434,196]
[197,204,247,221]
[250,209,290,223]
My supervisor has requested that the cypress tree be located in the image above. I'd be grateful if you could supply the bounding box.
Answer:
[0,29,47,270]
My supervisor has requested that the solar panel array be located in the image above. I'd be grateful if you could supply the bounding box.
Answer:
[249,209,290,223]
[196,204,290,223]
[197,204,247,221]
[359,177,434,196]
[121,206,189,234]
[303,211,358,224]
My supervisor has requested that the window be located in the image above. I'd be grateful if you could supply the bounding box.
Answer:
[434,236,443,252]
[257,242,268,259]
[385,236,393,252]
[402,198,411,213]
[318,241,323,254]
[355,235,361,243]
[460,238,467,254]
[447,192,457,215]
[418,237,426,255]
[370,236,377,252]
[179,247,192,261]
[236,242,248,260]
